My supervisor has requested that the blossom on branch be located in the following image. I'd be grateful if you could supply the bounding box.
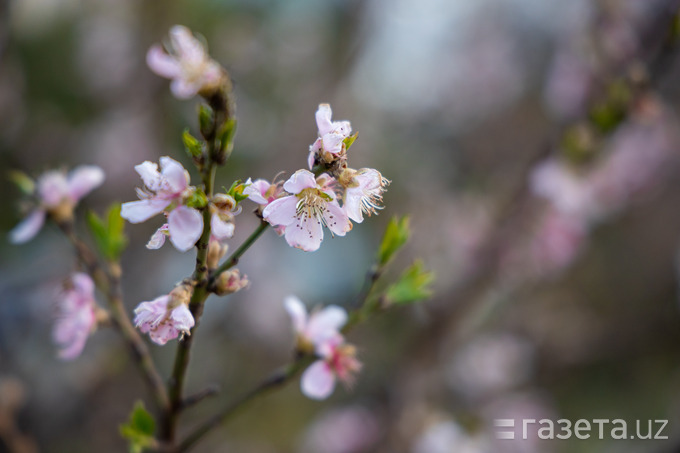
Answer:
[308,104,352,169]
[53,273,98,360]
[147,25,225,99]
[121,157,203,252]
[284,296,348,352]
[340,168,390,224]
[263,170,351,252]
[9,166,105,244]
[134,286,195,346]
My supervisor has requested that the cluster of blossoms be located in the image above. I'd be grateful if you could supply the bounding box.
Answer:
[284,296,361,400]
[251,104,390,252]
[9,24,387,407]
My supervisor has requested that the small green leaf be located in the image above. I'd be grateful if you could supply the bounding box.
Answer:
[377,216,410,266]
[120,401,156,453]
[218,118,237,154]
[385,260,434,305]
[87,203,128,261]
[8,171,35,195]
[198,104,214,139]
[226,179,249,204]
[182,129,204,159]
[343,132,358,151]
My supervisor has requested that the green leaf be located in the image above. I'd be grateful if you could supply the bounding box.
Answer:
[8,171,35,195]
[385,260,434,305]
[119,401,156,453]
[87,203,128,261]
[377,216,410,266]
[182,129,204,159]
[218,118,237,154]
[343,132,358,151]
[198,104,214,139]
[226,179,249,204]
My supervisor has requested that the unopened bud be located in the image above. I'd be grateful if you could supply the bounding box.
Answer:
[212,193,236,212]
[214,269,249,296]
[168,283,194,309]
[207,241,228,270]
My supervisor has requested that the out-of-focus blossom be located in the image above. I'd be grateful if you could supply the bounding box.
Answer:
[529,209,587,275]
[341,168,390,223]
[301,405,381,453]
[9,166,105,244]
[263,170,351,252]
[284,296,347,351]
[134,287,195,345]
[301,335,362,400]
[446,333,534,399]
[308,104,352,169]
[530,158,594,219]
[147,25,224,99]
[121,157,203,252]
[543,48,592,119]
[412,420,487,453]
[52,273,98,360]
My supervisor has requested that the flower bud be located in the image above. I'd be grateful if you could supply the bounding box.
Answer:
[214,269,249,296]
[207,241,228,270]
[168,283,193,310]
[212,193,236,212]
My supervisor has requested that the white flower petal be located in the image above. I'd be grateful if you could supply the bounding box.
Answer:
[283,169,317,194]
[135,161,161,191]
[168,206,203,251]
[120,199,169,223]
[324,201,350,235]
[315,104,334,136]
[301,360,336,400]
[146,45,182,78]
[146,224,168,250]
[284,296,307,334]
[9,209,46,244]
[170,78,201,99]
[160,156,189,194]
[243,179,270,205]
[67,165,105,202]
[306,305,348,344]
[211,213,235,240]
[284,212,324,252]
[263,195,298,227]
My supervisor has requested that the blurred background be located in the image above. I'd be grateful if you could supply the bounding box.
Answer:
[2,0,680,451]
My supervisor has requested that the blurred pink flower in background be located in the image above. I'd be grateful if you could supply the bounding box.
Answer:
[301,405,381,453]
[134,294,195,345]
[9,166,105,244]
[52,273,98,360]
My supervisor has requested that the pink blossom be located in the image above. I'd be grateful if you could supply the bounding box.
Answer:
[243,178,284,206]
[52,273,97,360]
[308,104,352,168]
[530,158,593,219]
[301,335,362,400]
[262,170,351,252]
[121,157,203,252]
[9,166,105,244]
[284,296,348,349]
[342,168,389,223]
[146,25,224,99]
[134,294,195,345]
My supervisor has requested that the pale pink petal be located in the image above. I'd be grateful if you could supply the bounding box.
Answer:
[71,272,95,297]
[135,161,161,191]
[306,306,348,344]
[309,138,323,170]
[170,304,195,332]
[134,296,169,331]
[168,206,203,251]
[284,296,308,334]
[322,133,344,155]
[9,209,46,244]
[263,196,298,227]
[147,224,168,250]
[160,156,189,194]
[301,360,336,400]
[333,120,351,137]
[283,170,317,194]
[284,212,324,252]
[121,199,170,223]
[308,150,316,170]
[149,323,177,345]
[66,166,105,202]
[315,104,334,136]
[37,172,69,208]
[211,213,234,240]
[146,45,182,78]
[315,334,344,359]
[323,201,350,236]
[169,25,204,65]
[344,187,364,223]
[170,78,200,99]
[243,179,270,205]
